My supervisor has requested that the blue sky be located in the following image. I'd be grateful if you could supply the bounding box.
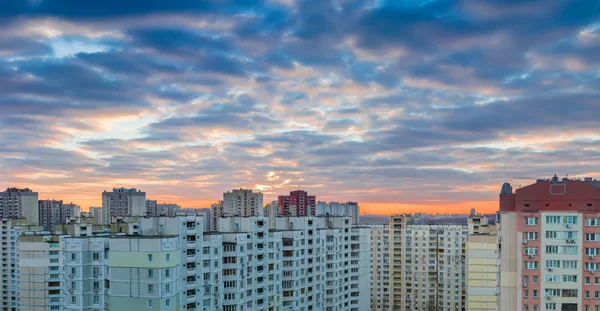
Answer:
[1,0,599,213]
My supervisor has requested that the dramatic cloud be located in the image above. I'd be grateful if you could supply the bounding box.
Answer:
[1,0,599,214]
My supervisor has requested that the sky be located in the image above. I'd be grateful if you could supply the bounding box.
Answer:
[1,0,599,215]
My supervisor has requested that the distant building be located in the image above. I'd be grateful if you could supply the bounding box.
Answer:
[264,200,279,229]
[102,187,146,222]
[278,190,315,216]
[38,200,79,231]
[89,206,104,225]
[0,187,39,225]
[222,189,263,217]
[315,201,360,224]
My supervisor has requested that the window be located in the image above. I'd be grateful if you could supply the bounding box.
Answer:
[564,216,577,224]
[546,260,560,268]
[586,233,600,241]
[532,276,538,283]
[93,253,99,261]
[586,262,599,271]
[525,247,538,255]
[586,277,591,285]
[545,245,559,254]
[563,275,577,283]
[563,246,578,254]
[525,261,538,269]
[546,216,561,224]
[526,217,539,226]
[148,284,153,293]
[586,248,600,256]
[148,254,153,262]
[563,260,578,269]
[545,231,559,239]
[71,253,76,261]
[71,296,76,304]
[148,269,153,278]
[93,295,99,304]
[166,284,170,293]
[165,269,170,278]
[533,290,538,298]
[525,232,538,240]
[148,300,152,308]
[524,290,529,298]
[166,254,170,262]
[587,218,600,226]
[545,303,556,310]
[545,275,560,282]
[166,299,170,307]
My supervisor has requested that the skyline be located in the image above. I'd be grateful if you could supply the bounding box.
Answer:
[1,0,600,215]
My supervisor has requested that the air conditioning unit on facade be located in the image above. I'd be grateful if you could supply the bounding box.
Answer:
[523,240,528,244]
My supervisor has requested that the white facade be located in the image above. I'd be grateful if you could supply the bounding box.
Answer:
[222,189,263,217]
[388,215,468,311]
[0,187,39,225]
[13,215,371,311]
[102,188,146,222]
[1,219,22,311]
[315,202,360,224]
[370,225,391,311]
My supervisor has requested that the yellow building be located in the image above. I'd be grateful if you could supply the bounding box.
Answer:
[466,214,499,311]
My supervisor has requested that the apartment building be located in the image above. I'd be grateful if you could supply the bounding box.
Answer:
[466,214,499,311]
[102,188,146,222]
[389,215,467,311]
[370,225,391,311]
[39,200,80,231]
[14,214,371,311]
[315,202,360,225]
[273,216,371,311]
[278,190,316,217]
[89,207,104,225]
[0,219,25,311]
[219,216,283,311]
[0,187,39,225]
[264,201,279,230]
[222,189,263,217]
[498,175,600,311]
[146,200,181,217]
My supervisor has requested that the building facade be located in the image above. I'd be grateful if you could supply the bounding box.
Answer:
[222,189,263,217]
[89,207,104,225]
[499,176,600,311]
[315,202,360,224]
[1,219,24,311]
[39,200,80,231]
[388,215,468,311]
[102,188,146,222]
[370,225,391,311]
[278,190,316,217]
[0,187,39,225]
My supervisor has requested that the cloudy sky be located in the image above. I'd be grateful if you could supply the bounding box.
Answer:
[1,0,599,214]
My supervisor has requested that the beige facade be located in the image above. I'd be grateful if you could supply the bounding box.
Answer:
[466,234,499,311]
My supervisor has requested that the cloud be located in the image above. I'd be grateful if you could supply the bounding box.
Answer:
[1,0,600,213]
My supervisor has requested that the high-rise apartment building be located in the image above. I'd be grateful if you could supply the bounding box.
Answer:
[278,190,315,216]
[222,189,263,217]
[38,200,80,231]
[316,201,360,224]
[498,175,600,311]
[388,215,467,311]
[466,214,499,311]
[102,187,146,222]
[0,219,25,311]
[15,213,371,311]
[264,200,279,230]
[145,200,181,217]
[370,225,391,311]
[0,187,39,225]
